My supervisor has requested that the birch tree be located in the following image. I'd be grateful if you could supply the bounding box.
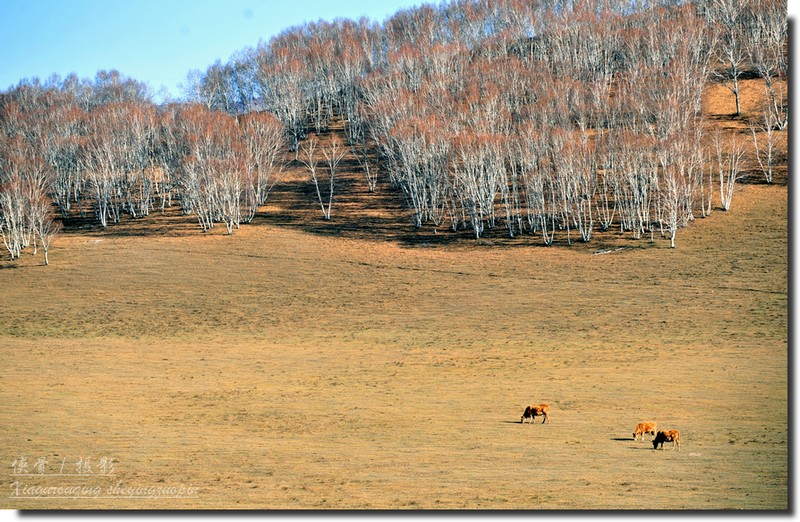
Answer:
[749,108,780,184]
[704,0,750,116]
[319,134,347,220]
[714,131,746,211]
[240,112,285,221]
[299,135,333,220]
[746,0,788,129]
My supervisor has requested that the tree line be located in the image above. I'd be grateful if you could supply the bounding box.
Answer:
[0,0,787,264]
[0,72,286,260]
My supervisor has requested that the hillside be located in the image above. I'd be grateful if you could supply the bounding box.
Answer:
[1,0,788,261]
[0,74,789,512]
[48,76,786,250]
[0,176,787,509]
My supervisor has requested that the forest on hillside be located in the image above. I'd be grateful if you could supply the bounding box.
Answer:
[0,0,787,264]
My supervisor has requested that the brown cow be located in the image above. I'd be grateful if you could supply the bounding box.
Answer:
[652,430,681,450]
[521,404,549,424]
[633,421,657,441]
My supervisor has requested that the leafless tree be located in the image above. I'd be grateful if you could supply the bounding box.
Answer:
[703,0,751,116]
[29,188,60,265]
[0,134,57,263]
[174,105,246,234]
[0,174,28,259]
[240,112,285,221]
[746,0,788,129]
[318,134,347,220]
[714,131,746,211]
[749,108,780,184]
[299,135,332,220]
[254,45,310,155]
[183,61,238,113]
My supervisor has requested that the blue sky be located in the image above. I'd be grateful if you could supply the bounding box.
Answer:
[0,0,426,99]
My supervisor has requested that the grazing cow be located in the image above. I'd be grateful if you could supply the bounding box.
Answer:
[652,430,681,450]
[633,422,657,441]
[521,404,549,424]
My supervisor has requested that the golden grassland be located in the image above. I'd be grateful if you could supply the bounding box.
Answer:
[0,79,788,509]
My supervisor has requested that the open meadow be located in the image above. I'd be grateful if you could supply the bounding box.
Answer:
[0,171,787,508]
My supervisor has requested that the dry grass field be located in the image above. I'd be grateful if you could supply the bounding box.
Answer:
[0,79,788,510]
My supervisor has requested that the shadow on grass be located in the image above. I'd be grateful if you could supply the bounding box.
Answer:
[54,148,785,250]
[612,438,661,451]
[60,206,201,239]
[45,161,683,252]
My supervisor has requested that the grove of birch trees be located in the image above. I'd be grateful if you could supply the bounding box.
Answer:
[0,0,788,263]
